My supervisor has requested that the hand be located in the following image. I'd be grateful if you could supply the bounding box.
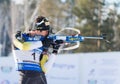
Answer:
[42,38,53,52]
[15,31,21,38]
[15,31,24,42]
[15,31,23,41]
[52,40,64,54]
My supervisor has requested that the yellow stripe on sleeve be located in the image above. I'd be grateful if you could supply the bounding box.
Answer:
[13,38,31,50]
[40,55,48,73]
[13,38,23,50]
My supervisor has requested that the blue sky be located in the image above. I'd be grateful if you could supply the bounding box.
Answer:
[106,0,120,14]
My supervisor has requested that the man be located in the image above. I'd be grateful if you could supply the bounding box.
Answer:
[13,16,62,84]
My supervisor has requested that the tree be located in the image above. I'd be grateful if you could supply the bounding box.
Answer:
[72,0,115,52]
[0,0,11,56]
[38,0,75,32]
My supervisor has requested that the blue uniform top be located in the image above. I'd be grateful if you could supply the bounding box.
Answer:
[13,33,45,72]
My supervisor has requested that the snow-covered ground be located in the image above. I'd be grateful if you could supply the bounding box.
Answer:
[0,52,120,84]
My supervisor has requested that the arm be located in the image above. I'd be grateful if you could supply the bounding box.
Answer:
[42,40,63,74]
[13,32,43,50]
[13,38,31,50]
[44,53,56,74]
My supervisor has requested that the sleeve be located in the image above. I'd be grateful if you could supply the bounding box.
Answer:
[40,54,49,73]
[44,53,56,74]
[13,38,30,50]
[13,36,43,50]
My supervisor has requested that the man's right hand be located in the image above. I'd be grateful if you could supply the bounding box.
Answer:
[42,38,53,52]
[52,40,64,54]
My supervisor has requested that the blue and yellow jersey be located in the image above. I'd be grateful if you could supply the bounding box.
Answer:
[13,33,56,74]
[13,33,47,72]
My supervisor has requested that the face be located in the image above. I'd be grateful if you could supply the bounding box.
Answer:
[29,30,48,36]
[36,30,48,36]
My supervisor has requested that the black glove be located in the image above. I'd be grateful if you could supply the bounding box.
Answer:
[52,40,64,54]
[42,38,53,52]
[15,31,21,38]
[15,31,25,42]
[15,31,23,41]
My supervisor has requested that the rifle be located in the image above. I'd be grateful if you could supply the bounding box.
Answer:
[15,28,109,50]
[47,28,109,50]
